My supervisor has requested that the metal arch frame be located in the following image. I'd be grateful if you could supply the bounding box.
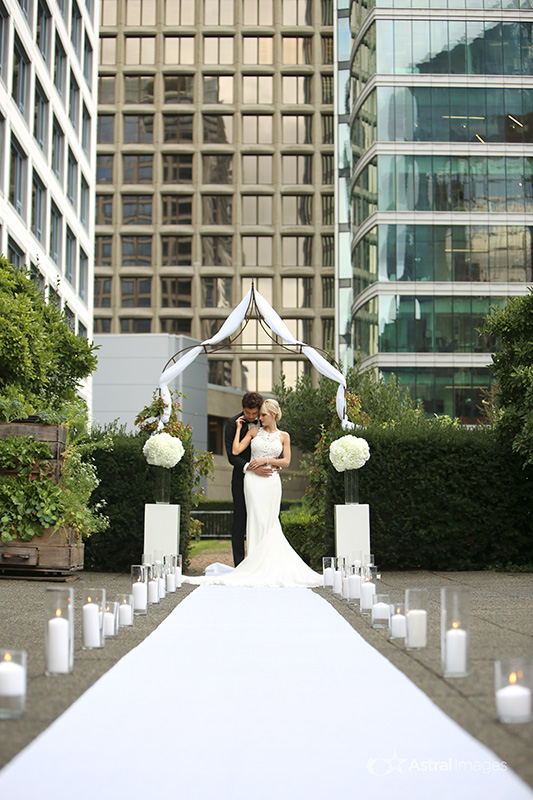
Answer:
[162,283,342,374]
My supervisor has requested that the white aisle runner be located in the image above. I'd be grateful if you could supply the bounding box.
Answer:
[1,587,531,800]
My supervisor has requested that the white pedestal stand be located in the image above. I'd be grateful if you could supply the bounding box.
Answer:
[144,504,180,558]
[334,504,371,560]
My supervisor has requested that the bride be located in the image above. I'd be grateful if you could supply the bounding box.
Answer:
[184,399,321,588]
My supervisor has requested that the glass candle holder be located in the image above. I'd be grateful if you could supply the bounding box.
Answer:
[147,565,160,605]
[360,566,377,615]
[332,557,344,596]
[372,593,391,629]
[389,603,406,640]
[322,557,335,590]
[495,659,533,723]
[104,601,119,639]
[164,557,176,593]
[405,588,429,650]
[347,564,361,606]
[141,553,152,566]
[131,565,148,615]
[172,554,183,588]
[363,553,375,567]
[45,588,74,675]
[0,650,27,718]
[156,561,166,600]
[441,587,470,677]
[116,594,134,627]
[82,589,105,650]
[341,559,350,601]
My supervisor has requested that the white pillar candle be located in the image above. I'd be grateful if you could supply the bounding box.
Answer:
[348,574,361,600]
[333,569,342,595]
[132,582,147,611]
[496,683,532,722]
[104,611,116,637]
[360,581,375,611]
[119,602,133,626]
[166,572,176,593]
[341,574,349,600]
[158,577,166,599]
[174,566,182,588]
[148,580,159,604]
[323,567,334,588]
[372,602,390,624]
[445,627,468,674]
[406,609,428,648]
[47,613,70,673]
[0,657,25,696]
[390,613,406,638]
[82,603,101,648]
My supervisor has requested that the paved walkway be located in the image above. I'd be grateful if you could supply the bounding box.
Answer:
[0,570,531,788]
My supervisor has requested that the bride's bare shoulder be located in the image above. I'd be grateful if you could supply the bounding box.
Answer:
[279,429,290,440]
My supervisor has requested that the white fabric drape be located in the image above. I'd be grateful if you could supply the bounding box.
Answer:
[158,288,354,429]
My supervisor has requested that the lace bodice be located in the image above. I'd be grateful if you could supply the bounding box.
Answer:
[251,428,282,460]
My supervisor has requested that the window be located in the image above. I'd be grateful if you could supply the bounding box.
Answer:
[124,75,154,104]
[164,37,195,65]
[241,195,271,225]
[322,234,334,267]
[322,114,334,144]
[12,37,29,113]
[282,235,313,265]
[242,236,272,266]
[322,276,334,307]
[321,35,333,64]
[0,5,7,82]
[94,277,112,307]
[9,138,26,216]
[203,154,233,184]
[80,176,89,227]
[163,154,193,183]
[48,285,61,308]
[34,82,48,149]
[123,154,153,183]
[285,318,312,342]
[121,318,152,333]
[241,361,272,393]
[202,195,232,224]
[203,75,233,104]
[99,37,116,65]
[321,75,333,104]
[162,194,193,224]
[161,235,192,266]
[241,276,272,302]
[64,305,75,333]
[243,37,273,65]
[100,0,117,25]
[282,155,312,184]
[95,235,112,265]
[165,75,194,103]
[283,0,312,25]
[69,72,79,129]
[161,278,192,308]
[36,0,50,62]
[201,277,231,308]
[124,114,153,143]
[50,203,62,264]
[242,75,272,104]
[66,227,76,285]
[30,264,45,292]
[31,171,45,241]
[79,249,88,301]
[122,236,152,266]
[322,194,334,225]
[98,76,115,104]
[163,114,193,143]
[242,0,272,25]
[71,2,81,52]
[121,277,152,307]
[242,115,272,144]
[97,114,114,143]
[282,37,312,65]
[83,35,93,86]
[122,195,152,225]
[161,318,192,335]
[125,37,155,65]
[203,114,233,143]
[208,414,229,451]
[204,0,232,23]
[96,195,113,224]
[52,118,64,178]
[321,0,333,26]
[282,277,312,308]
[282,76,311,104]
[322,154,333,184]
[165,0,195,25]
[126,0,156,24]
[242,155,272,184]
[282,195,312,225]
[97,154,114,182]
[54,37,66,96]
[7,238,24,270]
[203,37,234,65]
[82,105,91,151]
[67,150,78,206]
[281,361,310,387]
[94,318,111,333]
[282,115,312,144]
[78,321,87,338]
[202,235,232,266]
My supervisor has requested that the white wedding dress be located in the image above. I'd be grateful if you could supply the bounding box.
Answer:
[184,429,322,588]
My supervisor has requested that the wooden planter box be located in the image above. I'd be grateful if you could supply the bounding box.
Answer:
[0,527,84,576]
[0,421,67,483]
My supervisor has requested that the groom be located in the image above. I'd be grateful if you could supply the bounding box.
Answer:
[225,391,271,566]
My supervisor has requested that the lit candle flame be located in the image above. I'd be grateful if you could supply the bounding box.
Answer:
[4,653,12,663]
[88,596,92,602]
[509,672,517,685]
[56,609,62,618]
[452,621,460,630]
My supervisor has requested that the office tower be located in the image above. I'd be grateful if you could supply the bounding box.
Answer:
[350,1,533,421]
[94,0,335,394]
[0,0,98,371]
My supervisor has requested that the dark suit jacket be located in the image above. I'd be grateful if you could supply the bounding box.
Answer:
[224,413,251,481]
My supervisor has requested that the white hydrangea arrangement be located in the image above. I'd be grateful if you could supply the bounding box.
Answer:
[143,432,185,469]
[329,435,370,472]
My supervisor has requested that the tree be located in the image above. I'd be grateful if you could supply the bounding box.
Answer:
[0,258,97,419]
[483,289,533,466]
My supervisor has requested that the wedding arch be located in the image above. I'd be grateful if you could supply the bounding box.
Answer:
[158,284,354,430]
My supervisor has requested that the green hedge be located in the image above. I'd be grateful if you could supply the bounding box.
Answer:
[83,430,194,572]
[281,511,324,570]
[323,425,533,570]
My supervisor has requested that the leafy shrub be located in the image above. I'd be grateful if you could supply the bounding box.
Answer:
[281,510,324,571]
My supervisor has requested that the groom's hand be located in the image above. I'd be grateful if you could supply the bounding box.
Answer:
[248,462,278,477]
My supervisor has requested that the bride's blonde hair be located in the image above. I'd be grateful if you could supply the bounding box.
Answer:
[260,399,282,421]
